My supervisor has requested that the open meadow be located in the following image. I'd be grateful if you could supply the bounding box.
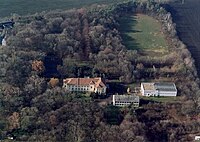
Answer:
[119,14,169,55]
[0,0,122,18]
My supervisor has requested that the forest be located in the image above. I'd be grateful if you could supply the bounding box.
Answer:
[0,0,200,141]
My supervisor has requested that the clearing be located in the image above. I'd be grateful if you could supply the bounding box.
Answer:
[140,96,181,103]
[119,14,169,55]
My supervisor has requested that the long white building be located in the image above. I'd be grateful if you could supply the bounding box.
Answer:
[112,95,139,107]
[63,77,106,94]
[141,82,177,97]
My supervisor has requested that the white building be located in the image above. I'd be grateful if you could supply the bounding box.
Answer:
[141,82,177,97]
[112,95,139,107]
[63,77,106,94]
[195,136,200,141]
[2,38,6,46]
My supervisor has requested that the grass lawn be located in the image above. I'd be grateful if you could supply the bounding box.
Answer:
[75,93,92,101]
[141,96,180,103]
[0,0,122,18]
[119,14,169,55]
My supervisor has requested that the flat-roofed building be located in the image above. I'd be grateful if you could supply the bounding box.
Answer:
[141,83,155,96]
[195,136,200,141]
[63,77,106,94]
[112,95,139,107]
[141,82,177,97]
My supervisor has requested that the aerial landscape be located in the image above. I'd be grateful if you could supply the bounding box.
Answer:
[0,0,200,141]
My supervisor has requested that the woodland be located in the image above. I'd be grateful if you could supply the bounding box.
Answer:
[0,0,199,141]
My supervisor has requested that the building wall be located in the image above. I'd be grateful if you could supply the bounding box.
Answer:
[113,101,139,107]
[141,84,156,96]
[195,136,200,140]
[63,83,106,94]
[112,95,139,107]
[96,87,106,94]
[143,90,177,97]
[141,83,177,97]
[2,38,6,46]
[141,84,145,95]
[158,91,177,97]
[113,95,116,105]
[143,90,156,96]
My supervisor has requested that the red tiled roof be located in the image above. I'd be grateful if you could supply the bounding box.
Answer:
[63,77,106,88]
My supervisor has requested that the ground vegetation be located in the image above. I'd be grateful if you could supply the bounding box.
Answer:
[0,0,199,141]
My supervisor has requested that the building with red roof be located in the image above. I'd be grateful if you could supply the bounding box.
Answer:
[63,77,106,94]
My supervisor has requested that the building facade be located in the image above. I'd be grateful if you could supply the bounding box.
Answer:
[141,82,177,97]
[2,38,6,46]
[195,136,200,141]
[63,77,106,94]
[112,95,139,107]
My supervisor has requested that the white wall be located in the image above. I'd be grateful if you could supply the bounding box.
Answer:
[112,95,139,107]
[2,38,6,46]
[63,83,106,94]
[141,83,177,97]
[141,84,145,96]
[144,91,155,96]
[158,91,177,96]
[113,95,115,105]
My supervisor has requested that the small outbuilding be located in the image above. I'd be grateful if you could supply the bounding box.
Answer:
[2,38,6,46]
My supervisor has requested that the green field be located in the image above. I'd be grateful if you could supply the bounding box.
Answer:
[119,14,169,54]
[141,96,180,103]
[0,0,122,18]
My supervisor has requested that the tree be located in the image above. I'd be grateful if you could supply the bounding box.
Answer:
[32,60,45,73]
[20,107,39,131]
[23,75,47,103]
[48,78,59,88]
[7,112,20,130]
[49,114,58,128]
